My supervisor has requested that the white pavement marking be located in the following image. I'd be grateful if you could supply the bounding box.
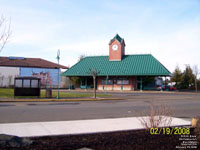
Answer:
[0,117,190,137]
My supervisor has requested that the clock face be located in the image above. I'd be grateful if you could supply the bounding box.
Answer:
[112,44,118,51]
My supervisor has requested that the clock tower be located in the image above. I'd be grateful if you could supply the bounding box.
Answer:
[109,34,125,61]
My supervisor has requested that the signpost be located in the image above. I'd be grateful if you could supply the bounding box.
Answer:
[56,49,60,99]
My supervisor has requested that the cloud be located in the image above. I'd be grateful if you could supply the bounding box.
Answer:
[45,39,109,56]
[1,0,200,73]
[125,19,200,72]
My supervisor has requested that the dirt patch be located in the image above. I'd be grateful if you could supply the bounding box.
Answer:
[0,128,199,150]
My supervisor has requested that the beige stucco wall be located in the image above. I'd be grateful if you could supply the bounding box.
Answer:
[0,66,20,87]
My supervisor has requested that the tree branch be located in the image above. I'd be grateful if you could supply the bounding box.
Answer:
[0,15,11,52]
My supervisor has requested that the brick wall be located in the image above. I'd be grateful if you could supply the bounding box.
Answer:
[109,40,125,61]
[97,76,137,91]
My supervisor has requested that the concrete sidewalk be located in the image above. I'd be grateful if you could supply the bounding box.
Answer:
[0,117,191,137]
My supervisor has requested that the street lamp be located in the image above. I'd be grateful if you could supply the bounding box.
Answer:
[56,49,60,99]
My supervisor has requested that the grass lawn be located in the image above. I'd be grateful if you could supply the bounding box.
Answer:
[0,88,111,98]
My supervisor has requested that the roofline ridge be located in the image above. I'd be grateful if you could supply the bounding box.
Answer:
[85,54,153,58]
[126,54,152,56]
[150,55,171,74]
[0,56,68,69]
[85,55,108,58]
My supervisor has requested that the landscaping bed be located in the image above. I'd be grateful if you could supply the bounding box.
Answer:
[1,128,199,150]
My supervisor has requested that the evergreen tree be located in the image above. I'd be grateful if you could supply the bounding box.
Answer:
[181,65,195,89]
[171,66,183,88]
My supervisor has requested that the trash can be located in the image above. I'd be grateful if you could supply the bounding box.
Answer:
[46,89,52,98]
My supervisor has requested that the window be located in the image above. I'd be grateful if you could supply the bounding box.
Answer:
[116,78,129,85]
[102,77,130,85]
[123,79,129,85]
[102,79,113,85]
[23,79,30,88]
[117,80,122,85]
[15,80,22,88]
[31,80,38,88]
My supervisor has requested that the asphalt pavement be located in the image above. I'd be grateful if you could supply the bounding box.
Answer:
[0,92,199,123]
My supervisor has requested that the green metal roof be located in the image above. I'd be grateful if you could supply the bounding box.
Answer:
[109,34,123,44]
[62,54,171,77]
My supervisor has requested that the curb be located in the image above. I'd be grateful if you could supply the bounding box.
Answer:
[0,98,124,102]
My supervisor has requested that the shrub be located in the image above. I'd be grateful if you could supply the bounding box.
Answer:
[138,104,173,129]
[194,119,200,143]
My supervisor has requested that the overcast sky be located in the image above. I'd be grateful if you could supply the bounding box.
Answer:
[0,0,200,73]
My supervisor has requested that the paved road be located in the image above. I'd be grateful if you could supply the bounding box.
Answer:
[0,92,199,123]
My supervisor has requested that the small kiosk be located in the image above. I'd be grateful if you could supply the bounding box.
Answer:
[14,77,41,96]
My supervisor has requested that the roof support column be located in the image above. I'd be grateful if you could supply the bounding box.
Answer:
[106,75,108,91]
[102,77,104,90]
[85,77,87,90]
[135,76,137,90]
[140,77,142,92]
[69,77,71,91]
[80,78,82,86]
[161,77,163,92]
[121,78,123,91]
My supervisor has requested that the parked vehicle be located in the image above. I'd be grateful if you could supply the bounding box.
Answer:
[157,85,176,91]
[167,85,177,91]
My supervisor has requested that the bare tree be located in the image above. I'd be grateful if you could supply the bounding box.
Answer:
[193,65,200,93]
[0,15,11,52]
[87,68,99,98]
[78,54,85,62]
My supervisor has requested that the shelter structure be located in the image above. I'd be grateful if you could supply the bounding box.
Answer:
[14,76,41,96]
